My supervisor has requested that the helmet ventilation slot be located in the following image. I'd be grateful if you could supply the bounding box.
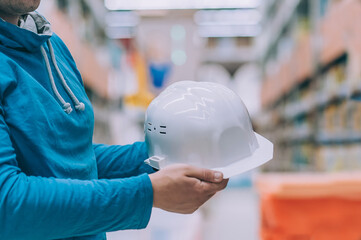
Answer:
[160,125,167,134]
[147,122,152,131]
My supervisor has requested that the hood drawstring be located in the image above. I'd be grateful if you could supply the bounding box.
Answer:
[40,40,85,114]
[47,40,85,111]
[40,44,72,114]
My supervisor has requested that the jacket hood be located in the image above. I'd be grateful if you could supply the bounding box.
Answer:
[0,11,52,52]
[0,11,85,114]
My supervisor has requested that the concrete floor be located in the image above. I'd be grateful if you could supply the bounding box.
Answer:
[107,187,260,240]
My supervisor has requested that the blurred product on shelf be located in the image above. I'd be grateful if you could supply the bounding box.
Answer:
[122,39,155,109]
[256,172,361,240]
[149,62,172,88]
[145,32,172,89]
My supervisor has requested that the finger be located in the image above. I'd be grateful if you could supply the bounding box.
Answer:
[200,181,227,194]
[185,166,224,183]
[219,178,229,190]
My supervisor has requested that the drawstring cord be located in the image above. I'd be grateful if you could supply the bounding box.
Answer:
[40,45,73,114]
[47,40,85,111]
[40,40,85,114]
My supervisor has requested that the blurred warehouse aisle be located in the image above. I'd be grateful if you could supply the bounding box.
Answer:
[35,0,361,239]
[107,187,259,240]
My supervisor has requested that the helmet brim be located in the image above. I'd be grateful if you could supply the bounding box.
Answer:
[213,132,273,178]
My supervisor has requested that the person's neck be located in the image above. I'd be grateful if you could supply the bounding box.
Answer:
[0,12,19,25]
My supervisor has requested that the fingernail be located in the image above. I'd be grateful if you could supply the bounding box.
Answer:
[214,172,222,181]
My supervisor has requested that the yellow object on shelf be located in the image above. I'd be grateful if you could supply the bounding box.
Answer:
[124,50,154,109]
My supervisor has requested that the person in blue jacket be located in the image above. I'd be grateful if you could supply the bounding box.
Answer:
[0,1,228,239]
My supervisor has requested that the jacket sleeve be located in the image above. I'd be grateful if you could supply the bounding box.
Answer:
[0,105,153,240]
[93,142,156,179]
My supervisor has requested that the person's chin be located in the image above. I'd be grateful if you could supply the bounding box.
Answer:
[18,0,41,14]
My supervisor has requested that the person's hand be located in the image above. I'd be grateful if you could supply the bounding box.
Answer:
[149,164,229,214]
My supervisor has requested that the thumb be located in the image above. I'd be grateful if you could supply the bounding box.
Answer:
[185,166,224,183]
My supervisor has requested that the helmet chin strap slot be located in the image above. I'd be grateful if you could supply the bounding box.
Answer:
[144,156,166,170]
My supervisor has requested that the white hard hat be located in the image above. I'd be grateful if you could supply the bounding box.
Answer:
[144,81,273,178]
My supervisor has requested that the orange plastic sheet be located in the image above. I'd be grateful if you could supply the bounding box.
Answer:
[255,172,361,240]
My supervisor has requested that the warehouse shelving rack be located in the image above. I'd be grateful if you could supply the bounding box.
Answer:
[255,0,361,172]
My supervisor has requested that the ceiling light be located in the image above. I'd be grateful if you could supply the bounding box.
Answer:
[194,9,261,26]
[105,0,261,11]
[105,11,139,27]
[198,25,261,38]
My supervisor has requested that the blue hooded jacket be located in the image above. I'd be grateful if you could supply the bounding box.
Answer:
[0,12,154,240]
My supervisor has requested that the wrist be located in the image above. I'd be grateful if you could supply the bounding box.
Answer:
[149,173,159,208]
